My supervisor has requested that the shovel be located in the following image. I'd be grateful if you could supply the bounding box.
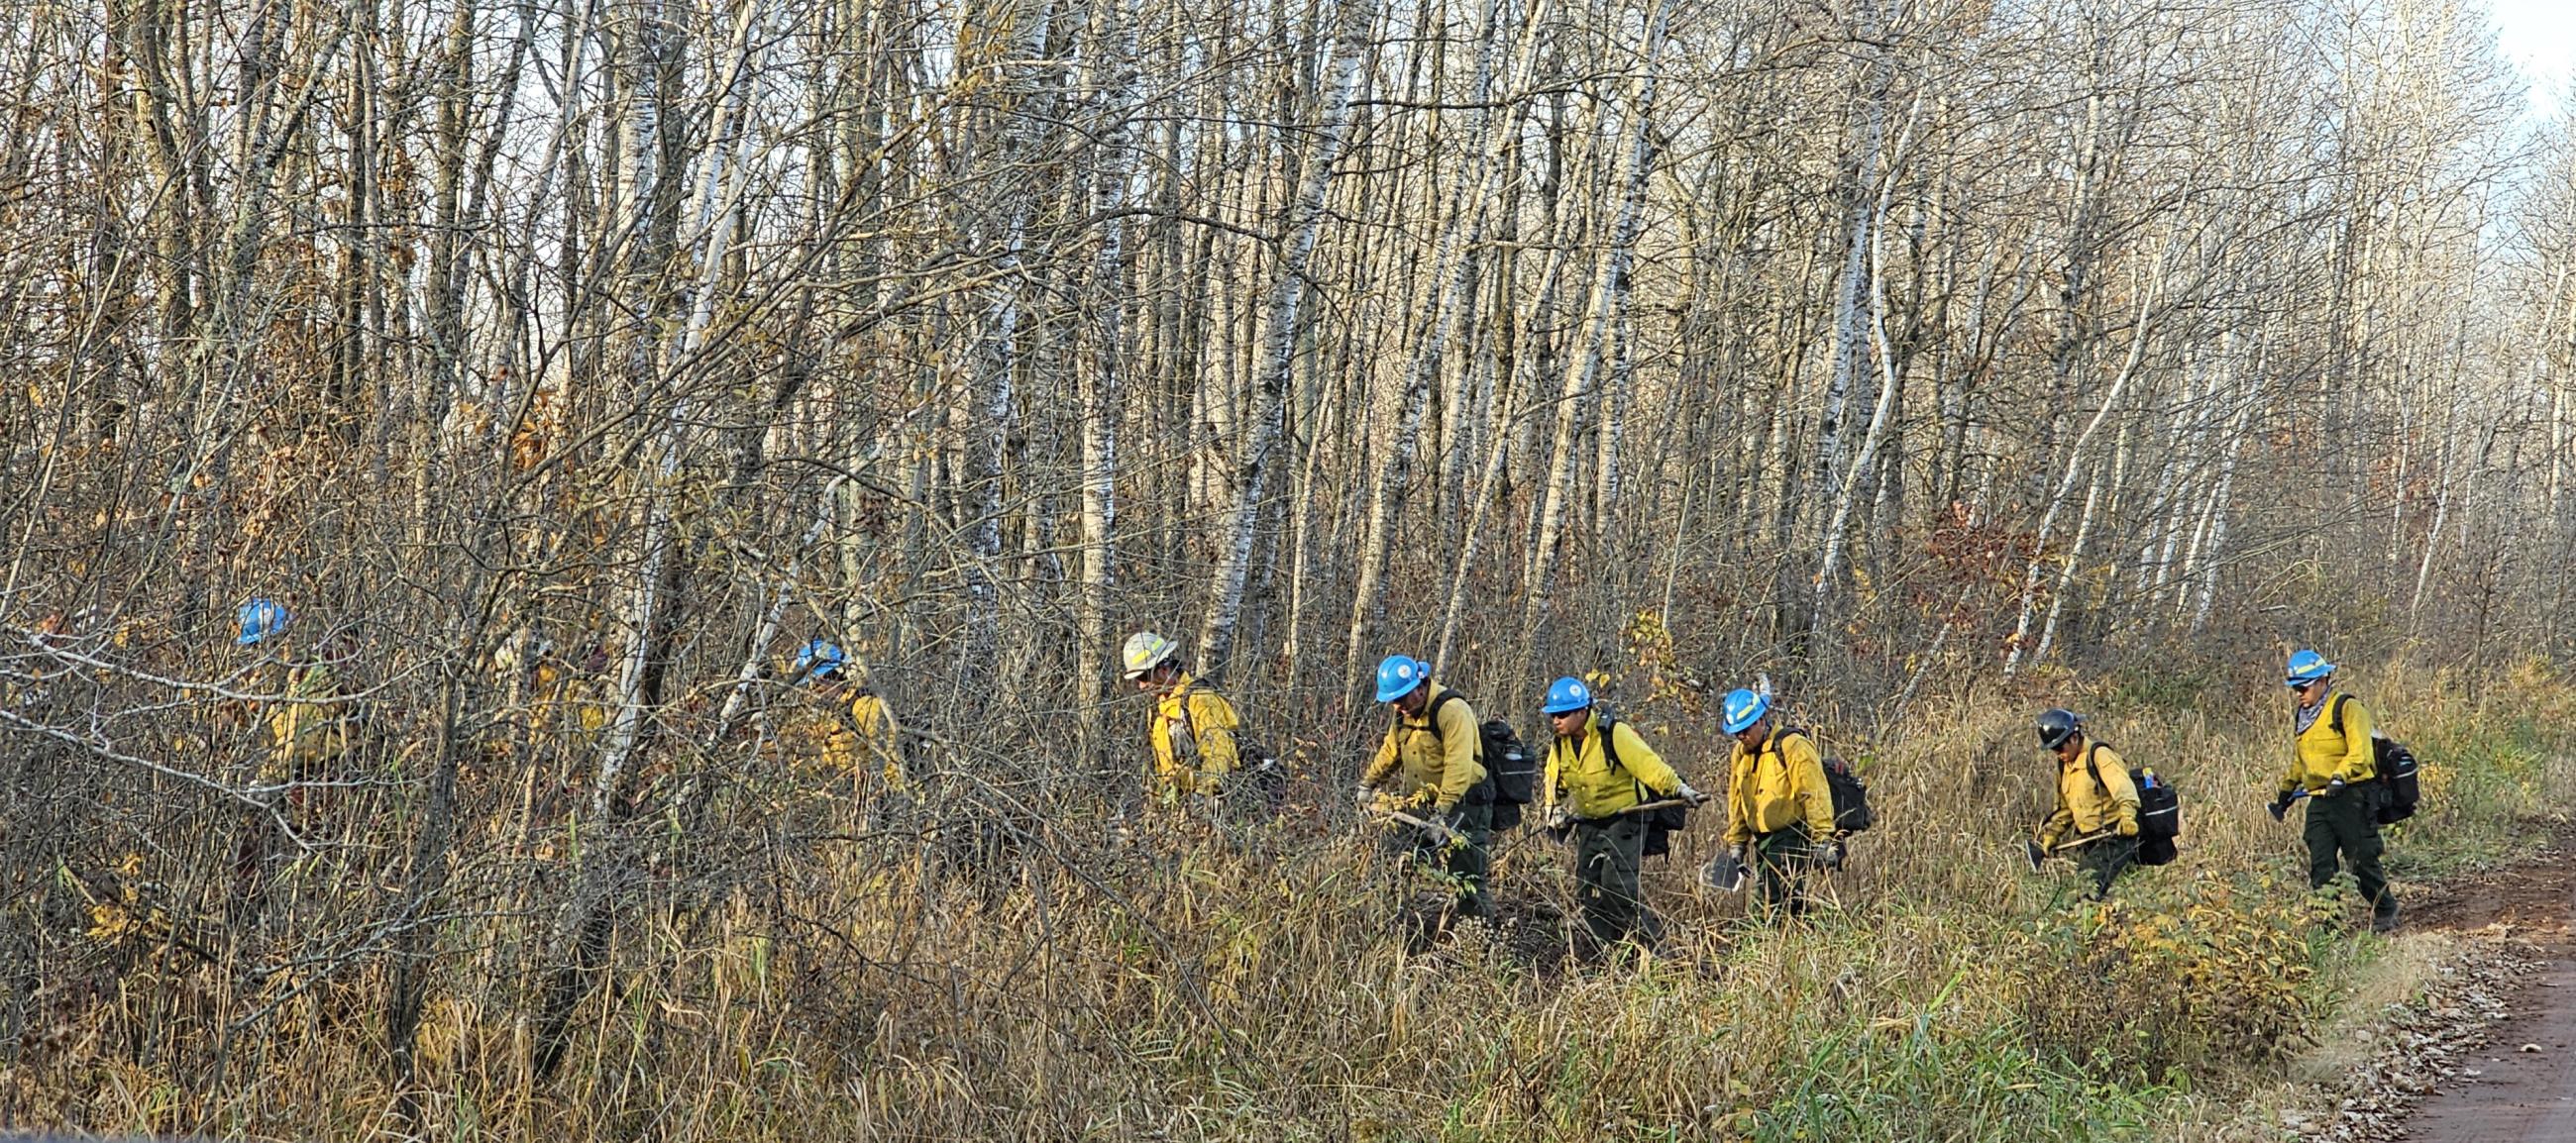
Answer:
[2048,830,2117,854]
[1698,848,1747,892]
[1620,797,1690,817]
[2022,830,2119,872]
[1376,808,1462,847]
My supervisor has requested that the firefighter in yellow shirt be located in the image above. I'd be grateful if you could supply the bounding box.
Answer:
[2269,650,2398,932]
[1356,655,1492,921]
[237,598,348,791]
[1539,676,1703,947]
[1711,687,1840,917]
[1120,631,1245,816]
[2027,708,2140,898]
[232,597,346,923]
[791,640,910,807]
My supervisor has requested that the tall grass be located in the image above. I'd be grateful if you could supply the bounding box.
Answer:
[12,659,2573,1141]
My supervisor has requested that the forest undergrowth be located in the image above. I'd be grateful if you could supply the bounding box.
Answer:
[11,656,2573,1143]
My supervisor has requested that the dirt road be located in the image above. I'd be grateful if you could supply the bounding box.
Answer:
[2401,859,2576,1142]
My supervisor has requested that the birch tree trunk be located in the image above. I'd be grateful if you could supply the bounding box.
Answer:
[1512,0,1669,679]
[1195,0,1379,677]
[1073,0,1142,725]
[1809,84,1923,650]
[2003,261,2164,676]
[962,0,1060,703]
[1339,0,1527,697]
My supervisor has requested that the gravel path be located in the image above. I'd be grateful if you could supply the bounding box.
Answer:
[2400,864,2576,1142]
[2279,850,2575,1141]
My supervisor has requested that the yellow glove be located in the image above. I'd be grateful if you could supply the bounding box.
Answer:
[2116,815,2139,838]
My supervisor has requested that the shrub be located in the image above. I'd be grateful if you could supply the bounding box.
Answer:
[2019,874,2328,1082]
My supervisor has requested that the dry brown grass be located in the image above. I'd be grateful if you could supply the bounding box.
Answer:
[9,659,2573,1142]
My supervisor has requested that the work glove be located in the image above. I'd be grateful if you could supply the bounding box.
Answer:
[1545,807,1573,832]
[2024,840,2047,873]
[2116,816,2139,838]
[2322,778,2348,797]
[1675,782,1708,807]
[2268,792,2295,822]
[1818,840,1846,871]
[1353,783,1376,811]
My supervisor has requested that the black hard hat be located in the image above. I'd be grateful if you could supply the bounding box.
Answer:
[2036,708,2083,751]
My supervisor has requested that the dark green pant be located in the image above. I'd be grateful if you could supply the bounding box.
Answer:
[2305,784,2396,921]
[2078,835,2139,899]
[1574,815,1654,945]
[1408,799,1493,919]
[1752,827,1815,917]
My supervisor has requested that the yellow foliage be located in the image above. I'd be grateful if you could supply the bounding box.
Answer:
[2021,875,2324,1075]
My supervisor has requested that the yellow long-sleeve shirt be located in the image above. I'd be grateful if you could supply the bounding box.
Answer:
[1545,710,1681,820]
[1147,674,1240,799]
[1362,682,1487,811]
[2282,691,2377,793]
[822,690,909,795]
[2038,737,2140,847]
[528,664,608,740]
[1724,726,1837,847]
[262,662,349,783]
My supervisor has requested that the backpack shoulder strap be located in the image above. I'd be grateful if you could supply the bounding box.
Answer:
[1184,679,1240,718]
[1421,689,1462,738]
[1597,714,1659,801]
[2328,693,2349,736]
[1761,727,1816,775]
[2084,742,2108,796]
[1413,689,1484,763]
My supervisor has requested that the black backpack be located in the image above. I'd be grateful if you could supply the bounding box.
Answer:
[1593,708,1689,857]
[1821,754,1875,834]
[1229,737,1288,815]
[2372,738,2418,824]
[2328,695,2418,825]
[1770,727,1872,836]
[2085,742,2180,867]
[1419,690,1535,830]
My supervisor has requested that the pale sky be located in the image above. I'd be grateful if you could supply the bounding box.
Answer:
[2484,0,2576,115]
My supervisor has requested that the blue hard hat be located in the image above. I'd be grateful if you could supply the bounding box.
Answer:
[1721,687,1770,735]
[793,639,848,682]
[2285,649,2334,686]
[236,598,290,646]
[1373,655,1429,703]
[1541,676,1593,715]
